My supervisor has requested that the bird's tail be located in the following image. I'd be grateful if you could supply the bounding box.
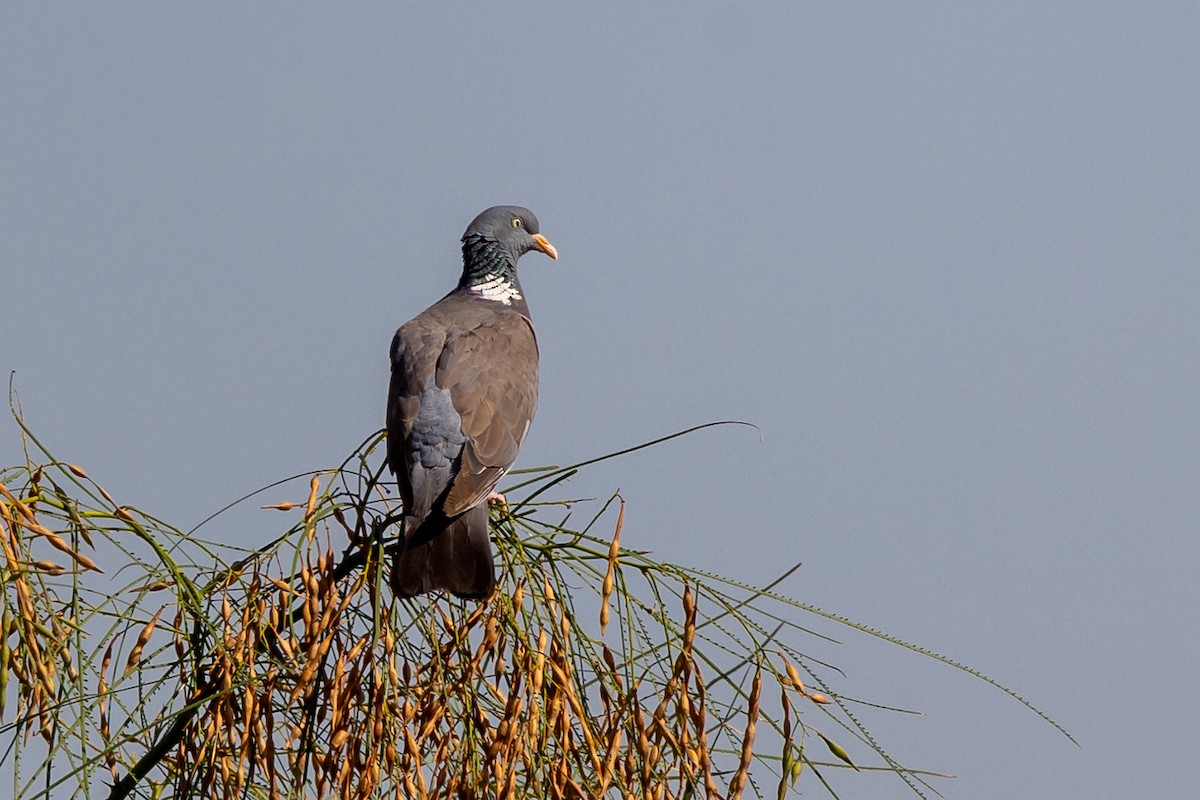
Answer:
[392,504,496,600]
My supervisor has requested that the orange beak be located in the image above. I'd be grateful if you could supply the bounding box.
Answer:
[531,233,558,261]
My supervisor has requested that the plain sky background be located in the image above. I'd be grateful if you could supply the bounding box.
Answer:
[3,4,1198,798]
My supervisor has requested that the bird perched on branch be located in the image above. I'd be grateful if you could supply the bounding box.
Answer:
[386,206,558,599]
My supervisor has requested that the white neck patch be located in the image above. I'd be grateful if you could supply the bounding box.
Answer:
[471,273,522,305]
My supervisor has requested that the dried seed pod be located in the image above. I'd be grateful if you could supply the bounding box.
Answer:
[28,524,101,571]
[727,667,762,799]
[123,607,164,677]
[0,613,8,715]
[304,474,321,533]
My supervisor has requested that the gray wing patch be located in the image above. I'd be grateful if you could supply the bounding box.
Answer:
[406,382,466,520]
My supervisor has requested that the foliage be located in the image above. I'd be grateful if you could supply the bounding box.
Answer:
[0,409,1071,799]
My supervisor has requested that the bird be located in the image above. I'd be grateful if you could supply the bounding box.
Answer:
[386,206,557,599]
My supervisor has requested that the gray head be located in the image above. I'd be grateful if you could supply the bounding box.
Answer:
[462,205,558,264]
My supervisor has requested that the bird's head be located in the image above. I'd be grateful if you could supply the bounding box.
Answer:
[462,205,558,265]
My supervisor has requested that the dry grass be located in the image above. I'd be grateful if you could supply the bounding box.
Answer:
[1,414,1070,799]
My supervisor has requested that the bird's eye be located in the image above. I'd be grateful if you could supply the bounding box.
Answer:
[511,217,523,228]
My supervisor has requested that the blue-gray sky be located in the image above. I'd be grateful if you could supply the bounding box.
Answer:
[3,4,1198,798]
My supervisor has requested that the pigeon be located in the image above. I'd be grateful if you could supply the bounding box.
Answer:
[386,206,557,598]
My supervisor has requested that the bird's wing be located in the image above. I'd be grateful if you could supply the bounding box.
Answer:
[437,310,539,517]
[387,312,454,521]
[388,301,539,523]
